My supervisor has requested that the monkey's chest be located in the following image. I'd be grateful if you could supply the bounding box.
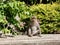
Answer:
[31,26,37,33]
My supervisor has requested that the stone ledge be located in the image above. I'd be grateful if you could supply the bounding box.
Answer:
[0,34,60,45]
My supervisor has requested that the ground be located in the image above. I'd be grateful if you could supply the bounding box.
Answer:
[0,34,60,45]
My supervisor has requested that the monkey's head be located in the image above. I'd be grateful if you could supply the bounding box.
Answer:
[30,16,37,22]
[20,22,26,27]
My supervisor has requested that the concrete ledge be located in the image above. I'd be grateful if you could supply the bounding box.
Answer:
[0,34,60,45]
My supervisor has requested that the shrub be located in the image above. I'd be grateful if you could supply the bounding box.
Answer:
[0,1,60,34]
[30,3,60,34]
[0,1,31,35]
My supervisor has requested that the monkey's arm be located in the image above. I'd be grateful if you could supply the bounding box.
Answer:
[37,25,41,36]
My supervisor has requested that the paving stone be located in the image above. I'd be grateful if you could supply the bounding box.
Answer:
[0,34,60,45]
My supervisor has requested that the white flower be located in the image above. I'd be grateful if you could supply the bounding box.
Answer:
[15,14,20,21]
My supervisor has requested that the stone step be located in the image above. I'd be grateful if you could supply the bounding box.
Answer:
[0,34,60,45]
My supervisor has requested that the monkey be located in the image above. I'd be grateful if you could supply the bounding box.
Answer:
[28,16,41,37]
[20,22,27,35]
[20,22,26,27]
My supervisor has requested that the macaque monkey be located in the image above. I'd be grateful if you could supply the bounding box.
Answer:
[20,22,26,27]
[28,16,41,37]
[20,22,27,35]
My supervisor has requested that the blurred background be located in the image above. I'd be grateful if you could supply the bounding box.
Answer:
[0,0,60,35]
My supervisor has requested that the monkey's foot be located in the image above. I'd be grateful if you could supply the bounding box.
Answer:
[37,35,42,37]
[28,35,33,37]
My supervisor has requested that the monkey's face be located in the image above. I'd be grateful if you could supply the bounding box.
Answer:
[20,22,26,27]
[20,23,24,27]
[31,18,37,22]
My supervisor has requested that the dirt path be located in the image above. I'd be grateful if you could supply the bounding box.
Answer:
[0,34,60,45]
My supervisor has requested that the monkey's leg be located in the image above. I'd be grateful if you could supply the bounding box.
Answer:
[38,30,42,37]
[32,30,41,37]
[37,25,41,37]
[32,30,39,36]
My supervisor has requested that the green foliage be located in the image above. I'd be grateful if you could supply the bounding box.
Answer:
[0,1,60,34]
[0,3,7,24]
[0,1,31,35]
[2,28,10,34]
[5,1,32,29]
[30,3,60,34]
